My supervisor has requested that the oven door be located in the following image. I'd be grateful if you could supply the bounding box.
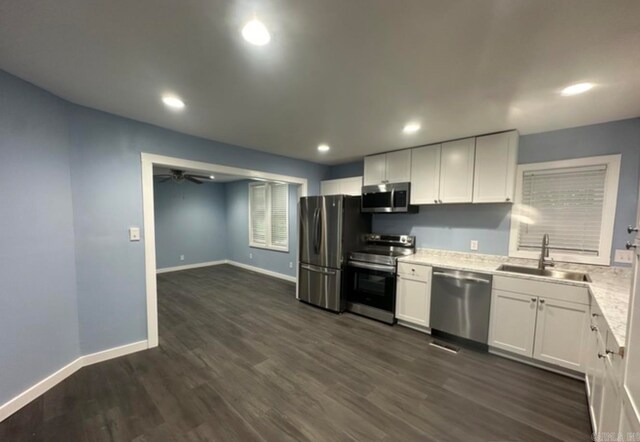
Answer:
[345,261,396,322]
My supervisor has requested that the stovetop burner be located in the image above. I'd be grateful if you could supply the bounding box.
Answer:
[348,234,415,267]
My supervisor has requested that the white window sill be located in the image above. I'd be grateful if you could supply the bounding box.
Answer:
[249,243,290,253]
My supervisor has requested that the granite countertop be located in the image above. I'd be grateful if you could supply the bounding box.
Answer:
[398,249,632,351]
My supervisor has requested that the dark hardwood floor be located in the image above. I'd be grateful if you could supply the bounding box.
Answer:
[1,265,591,441]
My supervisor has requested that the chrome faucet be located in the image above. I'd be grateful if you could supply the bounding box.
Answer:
[538,233,555,270]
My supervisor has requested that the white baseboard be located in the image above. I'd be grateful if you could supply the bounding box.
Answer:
[0,340,149,422]
[227,260,297,283]
[0,357,83,422]
[156,260,226,274]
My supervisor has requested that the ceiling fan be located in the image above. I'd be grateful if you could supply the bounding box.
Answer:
[154,169,212,184]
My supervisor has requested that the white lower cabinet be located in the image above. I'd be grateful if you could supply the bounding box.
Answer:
[533,297,589,371]
[396,264,431,328]
[489,290,537,357]
[489,276,589,373]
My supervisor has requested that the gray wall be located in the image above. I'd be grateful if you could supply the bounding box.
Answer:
[225,181,298,277]
[332,118,640,263]
[0,71,80,404]
[154,181,228,269]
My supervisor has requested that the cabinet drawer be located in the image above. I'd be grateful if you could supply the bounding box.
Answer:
[493,275,589,305]
[397,263,431,280]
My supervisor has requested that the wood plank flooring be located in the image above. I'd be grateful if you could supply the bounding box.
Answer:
[0,264,591,441]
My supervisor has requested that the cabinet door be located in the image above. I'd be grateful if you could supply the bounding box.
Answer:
[439,138,475,203]
[533,297,589,372]
[385,150,411,183]
[410,144,441,205]
[340,176,363,196]
[489,290,537,357]
[588,332,605,434]
[599,360,622,435]
[363,154,387,185]
[473,131,519,203]
[396,275,430,327]
[320,180,340,196]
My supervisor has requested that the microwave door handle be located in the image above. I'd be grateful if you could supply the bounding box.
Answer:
[390,188,395,210]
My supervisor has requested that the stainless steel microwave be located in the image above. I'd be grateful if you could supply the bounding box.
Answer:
[361,182,418,213]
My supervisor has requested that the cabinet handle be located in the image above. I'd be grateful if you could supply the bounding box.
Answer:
[411,268,415,272]
[626,241,637,250]
[530,297,536,302]
[628,225,639,234]
[539,299,545,304]
[438,199,443,204]
[506,197,511,202]
[434,199,438,204]
[590,325,598,332]
[606,349,616,356]
[592,313,599,318]
[597,353,606,359]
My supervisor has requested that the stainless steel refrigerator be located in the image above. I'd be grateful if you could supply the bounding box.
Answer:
[298,195,371,312]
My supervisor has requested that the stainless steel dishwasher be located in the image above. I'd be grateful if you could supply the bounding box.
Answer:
[430,267,493,346]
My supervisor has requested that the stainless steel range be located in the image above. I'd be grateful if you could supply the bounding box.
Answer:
[345,234,415,324]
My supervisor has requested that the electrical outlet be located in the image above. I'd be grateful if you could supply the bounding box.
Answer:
[470,240,478,251]
[614,249,634,264]
[180,255,184,261]
[289,262,293,269]
[249,253,253,259]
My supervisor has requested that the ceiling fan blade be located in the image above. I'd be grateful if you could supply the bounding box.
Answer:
[186,176,203,184]
[188,174,212,180]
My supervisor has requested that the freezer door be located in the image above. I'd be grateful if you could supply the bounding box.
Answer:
[299,196,343,269]
[298,264,343,312]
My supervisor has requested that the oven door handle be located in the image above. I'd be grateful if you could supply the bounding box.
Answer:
[300,263,336,276]
[348,261,396,273]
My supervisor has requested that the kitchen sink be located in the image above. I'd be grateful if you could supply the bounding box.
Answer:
[497,264,591,283]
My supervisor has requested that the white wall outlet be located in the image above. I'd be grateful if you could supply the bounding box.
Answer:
[289,262,293,269]
[128,227,140,241]
[179,255,185,261]
[470,240,479,251]
[249,253,253,259]
[614,249,634,264]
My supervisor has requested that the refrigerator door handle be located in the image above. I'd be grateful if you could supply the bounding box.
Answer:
[312,208,319,254]
[300,263,336,276]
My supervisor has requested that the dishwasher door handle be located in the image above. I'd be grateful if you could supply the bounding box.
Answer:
[433,271,491,284]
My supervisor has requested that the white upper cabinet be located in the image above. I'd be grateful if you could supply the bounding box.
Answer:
[320,176,362,196]
[385,150,412,184]
[439,138,475,203]
[473,131,519,203]
[363,151,411,185]
[363,154,387,185]
[410,144,441,205]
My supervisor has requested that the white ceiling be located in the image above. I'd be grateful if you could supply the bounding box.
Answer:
[1,1,639,164]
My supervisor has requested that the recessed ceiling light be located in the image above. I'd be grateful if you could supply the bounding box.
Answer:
[209,175,215,179]
[560,82,594,96]
[162,95,185,109]
[318,144,330,152]
[403,122,421,134]
[242,19,271,46]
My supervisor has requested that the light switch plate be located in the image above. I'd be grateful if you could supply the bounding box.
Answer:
[614,249,634,264]
[470,240,479,251]
[129,227,140,241]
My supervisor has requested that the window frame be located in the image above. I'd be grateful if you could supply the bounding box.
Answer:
[248,182,289,253]
[508,154,621,266]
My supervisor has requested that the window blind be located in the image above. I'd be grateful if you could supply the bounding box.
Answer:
[518,165,607,256]
[270,183,288,248]
[249,184,267,246]
[249,182,289,250]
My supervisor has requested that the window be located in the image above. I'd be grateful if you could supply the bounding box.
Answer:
[509,154,621,265]
[249,182,289,251]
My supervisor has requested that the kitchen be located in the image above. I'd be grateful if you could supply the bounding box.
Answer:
[1,1,640,440]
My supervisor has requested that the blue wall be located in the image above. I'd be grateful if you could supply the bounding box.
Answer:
[154,181,228,269]
[0,71,80,405]
[225,181,299,278]
[325,161,364,180]
[337,118,640,263]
